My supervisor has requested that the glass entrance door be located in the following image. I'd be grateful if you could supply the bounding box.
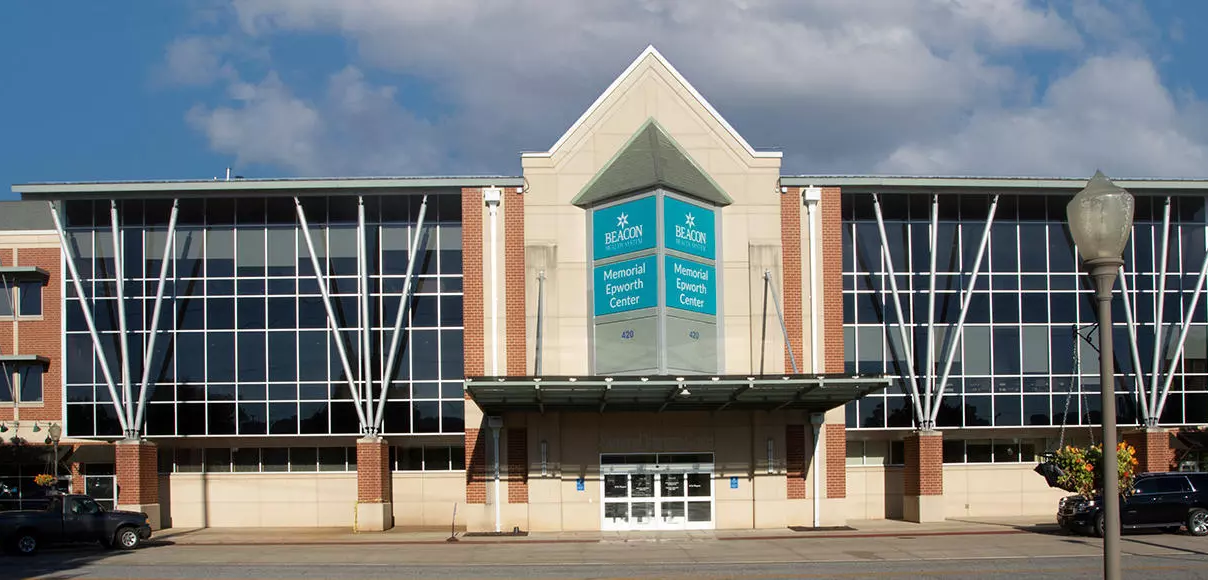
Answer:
[601,453,714,531]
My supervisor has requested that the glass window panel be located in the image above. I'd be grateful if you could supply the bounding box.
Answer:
[207,332,235,382]
[237,297,266,329]
[208,298,235,329]
[269,402,298,435]
[413,401,440,433]
[441,330,464,380]
[17,282,41,316]
[380,226,412,275]
[174,448,203,473]
[992,293,1018,323]
[1022,327,1049,374]
[1018,224,1047,272]
[233,448,260,472]
[856,327,884,374]
[255,448,286,472]
[1025,395,1050,425]
[942,440,964,463]
[238,402,267,435]
[441,401,464,433]
[18,366,42,403]
[963,326,991,375]
[846,440,864,466]
[424,446,451,471]
[965,396,992,427]
[994,395,1022,425]
[410,330,439,380]
[268,332,297,381]
[1021,293,1047,323]
[992,225,1017,271]
[965,293,990,323]
[204,448,231,473]
[208,403,237,435]
[297,331,328,381]
[290,448,318,472]
[401,447,424,471]
[237,332,266,382]
[175,332,205,383]
[993,441,1021,463]
[993,327,1021,374]
[966,440,992,462]
[237,229,265,276]
[319,447,347,472]
[299,402,329,434]
[267,228,296,276]
[331,402,360,434]
[207,229,235,277]
[886,396,913,428]
[858,396,885,428]
[327,227,358,276]
[383,401,411,433]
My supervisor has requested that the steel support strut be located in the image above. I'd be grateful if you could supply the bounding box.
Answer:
[374,196,429,432]
[931,195,998,426]
[1117,268,1152,424]
[1155,248,1208,418]
[358,197,373,430]
[110,201,135,437]
[765,270,799,373]
[1148,198,1172,415]
[871,194,924,425]
[923,195,939,429]
[47,201,129,434]
[294,197,369,432]
[535,270,546,375]
[133,200,180,433]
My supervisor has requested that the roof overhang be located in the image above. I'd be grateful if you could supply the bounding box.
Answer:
[13,176,524,200]
[780,175,1208,194]
[465,374,891,414]
[0,355,50,366]
[0,266,50,282]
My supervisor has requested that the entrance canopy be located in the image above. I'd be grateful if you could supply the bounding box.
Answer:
[465,374,891,414]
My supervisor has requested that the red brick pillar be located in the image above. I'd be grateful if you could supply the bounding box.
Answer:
[786,425,806,500]
[825,423,846,499]
[904,431,944,523]
[355,437,393,532]
[69,460,85,494]
[115,440,160,528]
[1123,429,1174,474]
[466,428,487,504]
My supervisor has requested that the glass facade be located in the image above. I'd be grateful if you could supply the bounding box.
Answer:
[842,193,1208,430]
[62,194,465,438]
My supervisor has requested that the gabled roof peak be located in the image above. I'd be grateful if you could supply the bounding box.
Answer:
[523,45,781,160]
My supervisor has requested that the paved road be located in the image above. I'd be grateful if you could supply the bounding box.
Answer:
[8,530,1208,579]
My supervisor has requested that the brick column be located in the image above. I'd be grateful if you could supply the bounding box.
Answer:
[115,440,161,529]
[466,428,487,504]
[904,431,944,523]
[824,423,846,499]
[355,437,393,531]
[1123,428,1174,474]
[69,460,85,494]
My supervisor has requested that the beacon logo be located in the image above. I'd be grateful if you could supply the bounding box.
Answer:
[604,211,644,246]
[674,211,707,248]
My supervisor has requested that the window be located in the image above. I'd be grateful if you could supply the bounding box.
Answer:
[18,282,41,316]
[0,364,11,402]
[0,286,11,316]
[1135,476,1190,495]
[393,445,466,471]
[18,366,42,403]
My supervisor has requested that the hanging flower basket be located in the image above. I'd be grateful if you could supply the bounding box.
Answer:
[33,473,58,487]
[1035,442,1138,497]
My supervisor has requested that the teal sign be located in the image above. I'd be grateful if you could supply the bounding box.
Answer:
[594,255,658,315]
[593,196,656,259]
[663,196,715,260]
[664,256,716,315]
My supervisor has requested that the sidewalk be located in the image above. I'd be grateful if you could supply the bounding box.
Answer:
[152,516,1059,546]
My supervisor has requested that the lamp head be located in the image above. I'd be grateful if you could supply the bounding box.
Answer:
[1066,170,1135,264]
[48,424,62,441]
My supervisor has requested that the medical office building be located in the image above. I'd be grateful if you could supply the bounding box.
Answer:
[3,47,1207,532]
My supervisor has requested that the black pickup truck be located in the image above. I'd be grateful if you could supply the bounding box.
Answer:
[0,493,152,555]
[1058,472,1208,537]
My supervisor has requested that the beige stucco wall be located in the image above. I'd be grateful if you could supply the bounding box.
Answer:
[521,52,784,377]
[847,466,905,520]
[478,410,821,532]
[161,471,467,529]
[944,464,1069,518]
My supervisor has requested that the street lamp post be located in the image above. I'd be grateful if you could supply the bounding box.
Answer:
[47,424,62,482]
[1067,171,1135,580]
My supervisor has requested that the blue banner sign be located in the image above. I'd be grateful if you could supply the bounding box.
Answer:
[593,196,657,260]
[663,196,715,260]
[664,256,716,315]
[594,255,658,315]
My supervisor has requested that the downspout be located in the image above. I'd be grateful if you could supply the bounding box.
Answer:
[802,186,822,528]
[485,187,502,377]
[812,413,822,528]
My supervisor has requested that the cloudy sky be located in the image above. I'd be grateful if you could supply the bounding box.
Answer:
[2,0,1207,197]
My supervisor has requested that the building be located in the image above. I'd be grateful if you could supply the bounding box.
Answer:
[4,47,1206,531]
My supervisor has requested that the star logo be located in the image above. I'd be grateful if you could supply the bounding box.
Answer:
[617,213,629,228]
[684,212,696,228]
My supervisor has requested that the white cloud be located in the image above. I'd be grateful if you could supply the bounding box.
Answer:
[186,67,442,175]
[159,36,238,87]
[169,0,1208,178]
[878,56,1208,177]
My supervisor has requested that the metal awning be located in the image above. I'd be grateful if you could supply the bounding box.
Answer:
[0,266,49,282]
[465,374,892,414]
[0,354,50,366]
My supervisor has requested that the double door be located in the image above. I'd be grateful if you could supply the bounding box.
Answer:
[601,458,714,530]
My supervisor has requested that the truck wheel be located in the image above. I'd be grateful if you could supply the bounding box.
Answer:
[1188,508,1208,537]
[115,526,142,550]
[1093,513,1106,538]
[12,531,38,556]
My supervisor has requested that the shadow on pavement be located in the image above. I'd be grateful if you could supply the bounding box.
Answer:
[0,540,171,579]
[1124,536,1208,557]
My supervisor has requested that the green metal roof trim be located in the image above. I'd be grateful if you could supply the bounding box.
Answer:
[780,175,1208,192]
[571,118,733,208]
[0,266,50,281]
[13,176,524,198]
[465,374,891,414]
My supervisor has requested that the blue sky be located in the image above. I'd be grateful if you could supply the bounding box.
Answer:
[3,1,1208,201]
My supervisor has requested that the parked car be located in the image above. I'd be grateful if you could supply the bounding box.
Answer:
[1058,471,1208,537]
[0,493,152,555]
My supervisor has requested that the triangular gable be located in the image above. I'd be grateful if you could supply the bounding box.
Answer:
[571,118,733,207]
[522,45,781,161]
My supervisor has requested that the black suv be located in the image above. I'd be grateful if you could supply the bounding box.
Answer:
[1058,472,1208,537]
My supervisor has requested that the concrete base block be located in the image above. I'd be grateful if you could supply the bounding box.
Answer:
[117,503,161,531]
[904,495,945,523]
[355,502,394,532]
[818,498,848,527]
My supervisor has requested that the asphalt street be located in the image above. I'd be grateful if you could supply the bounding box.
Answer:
[7,529,1208,579]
